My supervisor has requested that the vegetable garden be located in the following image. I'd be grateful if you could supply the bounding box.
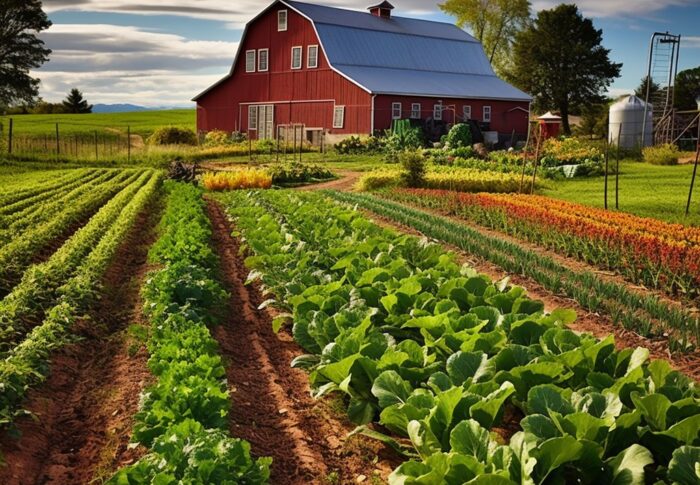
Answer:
[0,162,699,484]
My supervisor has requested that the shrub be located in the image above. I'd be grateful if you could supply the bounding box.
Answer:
[540,137,603,165]
[400,151,426,188]
[450,146,475,158]
[445,123,472,148]
[334,135,385,154]
[148,127,198,146]
[267,162,334,184]
[203,130,232,147]
[643,143,679,165]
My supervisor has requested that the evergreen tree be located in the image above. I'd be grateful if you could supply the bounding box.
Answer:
[507,4,621,134]
[675,66,700,110]
[635,75,660,100]
[62,88,93,114]
[0,0,52,106]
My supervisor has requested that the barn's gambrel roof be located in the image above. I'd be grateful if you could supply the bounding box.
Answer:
[193,0,531,102]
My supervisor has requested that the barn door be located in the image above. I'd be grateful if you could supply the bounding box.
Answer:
[256,105,274,140]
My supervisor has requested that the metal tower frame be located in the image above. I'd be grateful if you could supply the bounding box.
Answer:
[642,32,681,145]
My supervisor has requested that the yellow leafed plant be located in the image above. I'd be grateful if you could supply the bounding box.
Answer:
[202,169,272,191]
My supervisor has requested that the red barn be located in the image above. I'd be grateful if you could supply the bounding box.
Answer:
[193,0,531,145]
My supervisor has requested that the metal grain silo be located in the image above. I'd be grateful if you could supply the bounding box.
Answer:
[609,95,653,148]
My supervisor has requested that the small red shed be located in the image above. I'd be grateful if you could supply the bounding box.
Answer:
[193,0,532,145]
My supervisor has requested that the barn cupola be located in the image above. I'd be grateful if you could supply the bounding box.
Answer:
[368,1,394,19]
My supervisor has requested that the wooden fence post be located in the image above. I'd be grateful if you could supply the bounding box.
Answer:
[685,121,700,216]
[615,124,622,209]
[55,123,60,159]
[604,135,610,209]
[127,126,131,163]
[7,118,13,154]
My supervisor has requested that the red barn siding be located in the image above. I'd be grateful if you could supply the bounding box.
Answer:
[196,3,371,137]
[374,96,530,136]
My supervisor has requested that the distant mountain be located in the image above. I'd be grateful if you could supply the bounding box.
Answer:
[92,104,192,113]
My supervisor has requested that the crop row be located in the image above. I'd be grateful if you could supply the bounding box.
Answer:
[221,189,699,484]
[0,171,151,352]
[0,168,102,218]
[109,182,270,483]
[0,170,144,291]
[0,169,94,208]
[0,171,161,430]
[357,166,535,193]
[387,189,700,299]
[0,170,120,243]
[329,191,699,353]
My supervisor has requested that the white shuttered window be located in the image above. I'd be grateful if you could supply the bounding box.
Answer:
[483,105,492,122]
[411,103,421,119]
[258,49,269,72]
[291,46,302,69]
[433,104,443,120]
[392,102,402,119]
[245,50,256,73]
[278,10,288,31]
[333,106,345,129]
[307,45,319,68]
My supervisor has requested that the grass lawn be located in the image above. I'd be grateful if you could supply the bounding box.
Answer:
[543,160,700,225]
[0,109,195,138]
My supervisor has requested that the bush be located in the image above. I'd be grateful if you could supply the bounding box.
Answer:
[450,146,475,159]
[201,169,272,191]
[445,123,472,148]
[203,130,232,147]
[148,127,198,146]
[334,135,385,154]
[643,144,679,165]
[267,162,334,184]
[400,151,426,188]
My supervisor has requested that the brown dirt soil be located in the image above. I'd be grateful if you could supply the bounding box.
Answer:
[297,171,362,192]
[0,199,163,485]
[206,199,400,485]
[359,209,700,382]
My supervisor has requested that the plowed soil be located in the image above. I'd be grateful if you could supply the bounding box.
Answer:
[206,200,399,485]
[0,200,162,485]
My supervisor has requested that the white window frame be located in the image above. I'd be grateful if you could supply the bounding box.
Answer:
[392,102,402,120]
[257,48,269,72]
[245,50,256,73]
[333,106,345,129]
[433,104,443,121]
[463,105,471,120]
[483,105,492,122]
[248,105,257,131]
[307,45,319,69]
[291,46,302,70]
[410,103,421,119]
[278,10,288,31]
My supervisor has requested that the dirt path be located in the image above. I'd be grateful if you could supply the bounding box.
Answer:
[358,208,700,381]
[298,170,362,192]
[206,200,397,485]
[0,200,162,485]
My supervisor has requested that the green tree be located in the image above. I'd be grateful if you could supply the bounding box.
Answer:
[62,88,93,114]
[635,75,660,100]
[439,0,530,74]
[508,4,621,134]
[0,0,52,106]
[674,66,700,110]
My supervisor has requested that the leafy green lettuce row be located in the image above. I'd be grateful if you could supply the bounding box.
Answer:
[219,190,700,485]
[109,181,270,484]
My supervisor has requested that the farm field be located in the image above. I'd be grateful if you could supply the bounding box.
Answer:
[1,164,699,484]
[0,109,195,138]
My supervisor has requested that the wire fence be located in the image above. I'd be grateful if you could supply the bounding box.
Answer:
[0,119,135,162]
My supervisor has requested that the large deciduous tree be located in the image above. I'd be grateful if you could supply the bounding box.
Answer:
[507,4,621,134]
[439,0,531,75]
[62,88,93,114]
[0,0,52,107]
[674,66,700,110]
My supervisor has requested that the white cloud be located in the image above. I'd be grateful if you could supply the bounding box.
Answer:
[35,24,237,103]
[531,0,697,18]
[684,36,700,48]
[43,0,439,27]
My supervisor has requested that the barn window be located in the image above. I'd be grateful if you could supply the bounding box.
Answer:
[307,45,319,69]
[433,104,443,121]
[411,103,421,119]
[392,102,402,120]
[333,106,345,129]
[463,105,471,120]
[258,49,269,72]
[248,105,257,131]
[291,46,302,70]
[483,105,492,122]
[245,50,256,73]
[278,10,288,31]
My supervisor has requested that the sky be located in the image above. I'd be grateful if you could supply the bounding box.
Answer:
[36,0,700,107]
